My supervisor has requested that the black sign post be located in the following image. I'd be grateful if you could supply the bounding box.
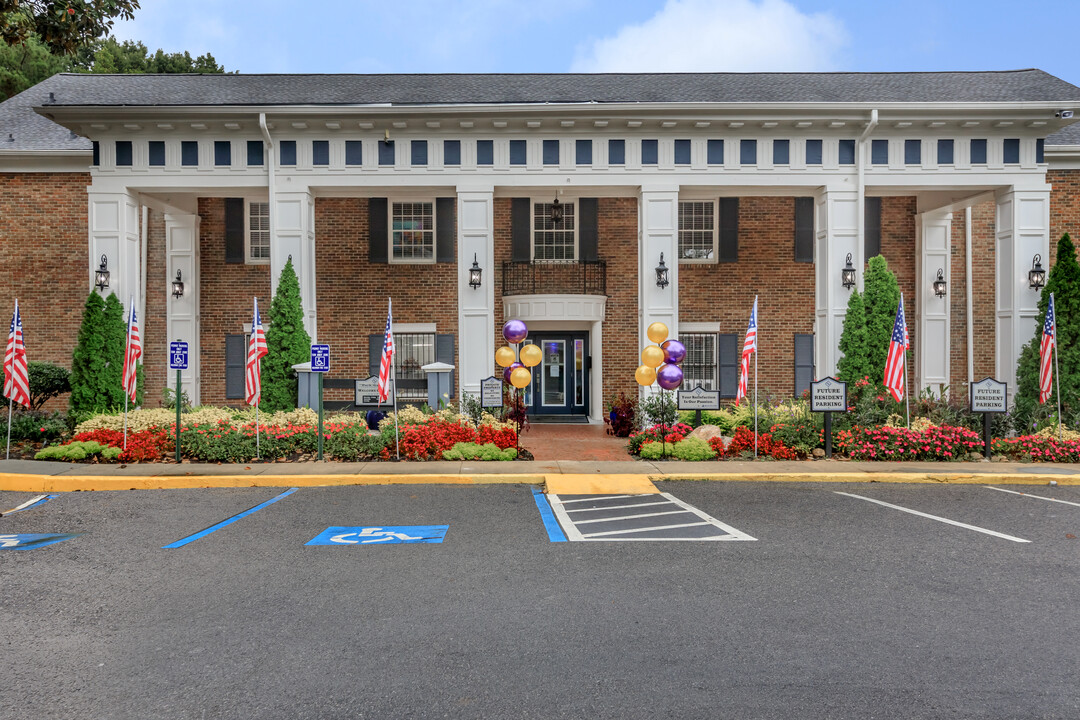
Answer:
[169,341,188,464]
[676,386,721,428]
[810,377,848,458]
[970,378,1007,459]
[310,344,330,461]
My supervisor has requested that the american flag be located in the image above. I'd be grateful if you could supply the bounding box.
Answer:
[3,300,29,408]
[122,298,142,404]
[883,293,909,403]
[735,296,758,405]
[377,298,394,405]
[245,297,268,406]
[1039,292,1056,404]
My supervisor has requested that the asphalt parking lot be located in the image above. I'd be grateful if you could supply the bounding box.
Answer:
[3,480,1079,719]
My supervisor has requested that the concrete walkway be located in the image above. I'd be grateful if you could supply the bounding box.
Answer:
[1,457,1078,493]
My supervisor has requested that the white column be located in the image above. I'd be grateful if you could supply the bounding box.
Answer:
[272,189,317,340]
[457,186,495,399]
[165,213,201,405]
[88,190,140,305]
[814,186,860,377]
[995,186,1051,390]
[917,210,952,393]
[639,185,680,346]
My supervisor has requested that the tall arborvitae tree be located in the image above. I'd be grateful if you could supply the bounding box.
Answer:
[262,258,311,412]
[69,291,108,417]
[1014,233,1080,430]
[861,255,902,387]
[837,288,871,386]
[101,292,128,410]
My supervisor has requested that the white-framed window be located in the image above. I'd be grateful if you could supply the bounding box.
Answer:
[390,201,435,263]
[532,200,576,261]
[394,332,436,402]
[247,200,270,263]
[678,200,716,262]
[681,332,717,391]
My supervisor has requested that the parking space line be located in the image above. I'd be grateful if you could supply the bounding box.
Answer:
[530,487,568,543]
[835,491,1030,543]
[566,500,671,513]
[574,509,692,525]
[162,487,299,549]
[558,494,635,504]
[985,486,1080,509]
[1,494,57,516]
[582,521,712,538]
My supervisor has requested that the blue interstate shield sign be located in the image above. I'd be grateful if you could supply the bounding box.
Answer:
[306,526,448,545]
[0,533,81,550]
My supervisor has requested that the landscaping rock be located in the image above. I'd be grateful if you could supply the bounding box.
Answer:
[968,452,984,461]
[812,448,826,458]
[689,425,724,443]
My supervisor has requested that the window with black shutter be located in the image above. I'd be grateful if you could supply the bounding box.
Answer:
[225,334,246,399]
[718,334,738,398]
[794,197,814,263]
[864,197,882,260]
[794,334,814,397]
[718,198,739,263]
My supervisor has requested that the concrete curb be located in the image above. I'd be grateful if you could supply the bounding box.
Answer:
[0,469,1076,493]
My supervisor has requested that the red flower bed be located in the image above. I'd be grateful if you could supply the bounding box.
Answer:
[992,435,1080,463]
[73,428,172,462]
[709,427,797,460]
[835,424,981,461]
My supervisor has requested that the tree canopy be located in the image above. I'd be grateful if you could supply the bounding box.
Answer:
[0,0,139,56]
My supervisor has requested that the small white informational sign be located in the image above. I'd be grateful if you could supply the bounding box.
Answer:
[354,376,380,406]
[969,377,1008,413]
[677,386,722,411]
[480,376,503,408]
[810,377,848,413]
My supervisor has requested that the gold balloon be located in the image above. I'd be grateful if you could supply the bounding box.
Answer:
[510,366,532,389]
[647,322,669,344]
[641,345,665,368]
[519,343,542,368]
[495,345,516,368]
[635,364,657,386]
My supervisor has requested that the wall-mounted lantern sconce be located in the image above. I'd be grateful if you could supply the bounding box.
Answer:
[655,252,670,289]
[1029,254,1046,290]
[172,269,185,299]
[933,268,947,298]
[841,252,856,290]
[550,195,563,225]
[95,254,110,292]
[468,254,482,289]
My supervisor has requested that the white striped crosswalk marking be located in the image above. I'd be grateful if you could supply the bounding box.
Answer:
[547,492,756,542]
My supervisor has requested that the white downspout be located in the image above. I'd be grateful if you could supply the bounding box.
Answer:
[140,204,148,338]
[972,204,980,382]
[856,109,879,286]
[258,112,275,292]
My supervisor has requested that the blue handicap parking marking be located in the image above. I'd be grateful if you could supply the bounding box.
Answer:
[0,533,81,550]
[306,525,448,545]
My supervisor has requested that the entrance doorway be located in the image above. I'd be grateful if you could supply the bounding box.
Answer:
[522,332,589,420]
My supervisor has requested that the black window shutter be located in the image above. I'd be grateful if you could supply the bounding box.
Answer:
[794,334,815,397]
[511,198,531,262]
[864,197,882,260]
[224,198,244,264]
[578,198,599,262]
[225,334,246,399]
[794,197,814,263]
[436,197,455,263]
[369,334,383,377]
[718,198,739,263]
[718,334,739,398]
[369,198,388,264]
[436,334,455,397]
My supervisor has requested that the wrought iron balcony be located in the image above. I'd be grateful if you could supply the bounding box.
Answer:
[501,260,607,297]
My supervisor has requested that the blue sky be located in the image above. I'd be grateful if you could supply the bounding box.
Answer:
[113,0,1080,83]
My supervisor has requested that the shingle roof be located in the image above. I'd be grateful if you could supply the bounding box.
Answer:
[29,69,1080,106]
[1047,123,1080,147]
[0,75,90,152]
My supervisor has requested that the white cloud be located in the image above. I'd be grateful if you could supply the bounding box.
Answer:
[571,0,846,73]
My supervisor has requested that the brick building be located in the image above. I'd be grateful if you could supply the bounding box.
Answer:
[2,70,1080,421]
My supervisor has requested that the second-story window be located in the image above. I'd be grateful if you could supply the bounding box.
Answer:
[533,201,576,261]
[678,201,715,261]
[391,201,434,262]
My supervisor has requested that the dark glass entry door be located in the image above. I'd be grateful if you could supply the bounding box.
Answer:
[522,333,588,417]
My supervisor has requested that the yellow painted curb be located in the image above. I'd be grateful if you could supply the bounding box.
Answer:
[545,474,660,495]
[655,472,1080,485]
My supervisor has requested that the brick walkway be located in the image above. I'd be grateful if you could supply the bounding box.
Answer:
[518,422,631,461]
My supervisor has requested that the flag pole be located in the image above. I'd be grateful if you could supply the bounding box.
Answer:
[1054,291,1062,440]
[753,346,758,459]
[6,399,12,461]
[903,356,911,430]
[392,353,400,460]
[255,399,260,460]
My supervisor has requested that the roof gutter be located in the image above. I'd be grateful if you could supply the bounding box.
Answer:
[856,109,879,286]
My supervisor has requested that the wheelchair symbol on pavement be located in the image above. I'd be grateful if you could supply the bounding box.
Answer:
[306,525,448,545]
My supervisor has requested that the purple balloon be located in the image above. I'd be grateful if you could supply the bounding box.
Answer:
[662,339,687,365]
[503,319,528,344]
[656,363,684,390]
[504,362,523,384]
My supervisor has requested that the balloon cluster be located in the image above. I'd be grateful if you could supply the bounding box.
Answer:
[496,319,540,389]
[635,322,686,390]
